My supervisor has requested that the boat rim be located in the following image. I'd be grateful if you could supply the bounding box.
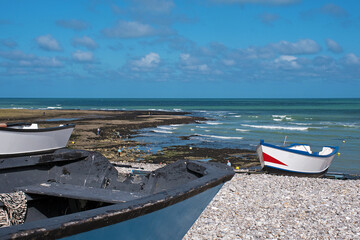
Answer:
[0,123,75,132]
[259,140,339,158]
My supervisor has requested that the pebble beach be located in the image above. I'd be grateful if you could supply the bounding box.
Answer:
[184,173,360,240]
[115,162,360,239]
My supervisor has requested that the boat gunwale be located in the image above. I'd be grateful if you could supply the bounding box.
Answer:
[0,160,234,239]
[0,123,75,133]
[259,140,339,158]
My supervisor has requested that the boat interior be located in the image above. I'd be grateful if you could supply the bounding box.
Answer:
[288,144,335,155]
[0,149,209,224]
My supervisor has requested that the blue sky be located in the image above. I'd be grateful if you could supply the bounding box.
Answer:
[1,0,360,98]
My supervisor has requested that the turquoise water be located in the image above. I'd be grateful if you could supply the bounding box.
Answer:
[1,98,359,174]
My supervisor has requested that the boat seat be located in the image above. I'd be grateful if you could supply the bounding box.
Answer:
[289,145,312,154]
[15,183,147,204]
[319,147,333,156]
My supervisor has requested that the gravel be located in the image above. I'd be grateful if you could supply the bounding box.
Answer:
[183,174,360,240]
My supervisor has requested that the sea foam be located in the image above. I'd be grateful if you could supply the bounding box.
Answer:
[198,134,243,140]
[236,128,250,132]
[153,130,173,134]
[241,124,308,131]
[158,126,177,130]
[206,121,223,125]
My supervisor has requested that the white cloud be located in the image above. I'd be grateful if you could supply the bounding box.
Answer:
[343,53,360,65]
[198,64,209,71]
[19,57,63,67]
[132,52,160,68]
[178,53,211,73]
[274,55,301,69]
[0,39,17,48]
[103,21,156,38]
[270,39,321,55]
[321,4,348,18]
[0,50,34,60]
[326,39,342,53]
[72,50,94,62]
[72,36,98,50]
[36,35,62,51]
[180,53,190,61]
[222,59,235,66]
[182,64,210,72]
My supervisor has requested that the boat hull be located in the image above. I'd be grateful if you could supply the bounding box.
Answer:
[0,124,74,156]
[257,140,338,177]
[0,149,234,239]
[65,184,223,240]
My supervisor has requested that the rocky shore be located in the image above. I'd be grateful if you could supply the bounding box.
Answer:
[0,109,259,167]
[184,173,360,240]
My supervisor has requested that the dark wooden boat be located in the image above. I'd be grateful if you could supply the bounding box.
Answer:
[0,149,234,239]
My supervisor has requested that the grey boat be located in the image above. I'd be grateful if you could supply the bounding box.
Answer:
[0,123,75,156]
[0,149,234,239]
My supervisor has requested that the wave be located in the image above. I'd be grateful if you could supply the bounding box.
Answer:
[158,126,177,130]
[170,124,183,127]
[343,124,359,128]
[147,108,168,111]
[272,115,286,118]
[241,124,308,131]
[40,106,63,110]
[289,122,312,126]
[272,115,293,121]
[206,121,223,125]
[197,134,243,140]
[97,108,122,111]
[236,128,250,132]
[234,115,242,118]
[319,122,359,128]
[152,130,173,134]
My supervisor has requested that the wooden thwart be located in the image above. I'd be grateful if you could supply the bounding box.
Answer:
[16,183,147,204]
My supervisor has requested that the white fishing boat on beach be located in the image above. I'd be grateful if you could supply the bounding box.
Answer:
[0,122,75,156]
[256,140,338,177]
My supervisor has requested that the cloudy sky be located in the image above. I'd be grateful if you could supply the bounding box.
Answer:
[1,0,360,98]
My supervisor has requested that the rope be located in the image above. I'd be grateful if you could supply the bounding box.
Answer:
[0,191,27,227]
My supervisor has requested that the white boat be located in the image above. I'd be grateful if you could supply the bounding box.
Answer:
[0,122,75,156]
[256,140,338,177]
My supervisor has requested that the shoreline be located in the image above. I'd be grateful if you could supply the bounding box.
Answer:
[0,109,259,167]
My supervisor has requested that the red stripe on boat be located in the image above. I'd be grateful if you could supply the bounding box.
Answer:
[262,152,287,166]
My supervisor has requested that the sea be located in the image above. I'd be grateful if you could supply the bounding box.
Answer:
[1,98,359,174]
